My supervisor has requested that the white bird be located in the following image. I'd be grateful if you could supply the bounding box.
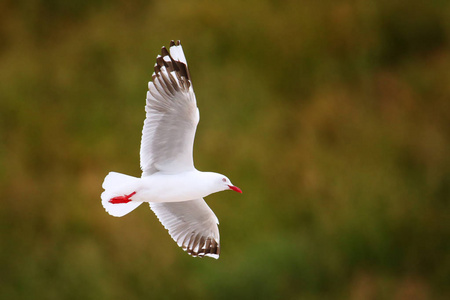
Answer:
[101,40,242,259]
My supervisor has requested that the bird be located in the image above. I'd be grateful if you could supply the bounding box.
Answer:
[101,40,242,259]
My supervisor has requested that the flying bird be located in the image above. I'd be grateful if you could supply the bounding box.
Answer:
[101,40,242,259]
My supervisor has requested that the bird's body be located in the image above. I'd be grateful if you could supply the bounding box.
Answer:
[104,170,231,204]
[101,41,241,259]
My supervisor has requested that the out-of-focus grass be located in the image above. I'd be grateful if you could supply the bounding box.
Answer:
[1,0,449,299]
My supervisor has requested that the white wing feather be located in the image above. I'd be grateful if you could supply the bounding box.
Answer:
[142,41,221,259]
[140,41,199,176]
[150,199,220,258]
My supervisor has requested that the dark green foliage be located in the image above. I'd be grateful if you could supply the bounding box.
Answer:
[1,0,449,299]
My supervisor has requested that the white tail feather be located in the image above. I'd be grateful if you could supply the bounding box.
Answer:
[101,172,143,217]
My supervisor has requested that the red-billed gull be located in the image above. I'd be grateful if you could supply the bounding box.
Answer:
[101,40,242,259]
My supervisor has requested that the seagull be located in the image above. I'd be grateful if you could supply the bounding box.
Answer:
[101,40,242,259]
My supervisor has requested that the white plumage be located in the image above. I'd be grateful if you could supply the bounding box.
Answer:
[101,41,241,258]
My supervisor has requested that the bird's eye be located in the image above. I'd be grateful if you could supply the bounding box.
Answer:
[222,178,227,182]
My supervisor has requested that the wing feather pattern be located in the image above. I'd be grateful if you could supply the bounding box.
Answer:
[142,41,222,259]
[149,199,220,258]
[140,40,199,176]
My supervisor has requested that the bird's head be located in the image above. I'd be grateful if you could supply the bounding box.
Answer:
[220,176,242,193]
[208,172,242,194]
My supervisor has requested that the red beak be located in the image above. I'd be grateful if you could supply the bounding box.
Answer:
[228,185,242,193]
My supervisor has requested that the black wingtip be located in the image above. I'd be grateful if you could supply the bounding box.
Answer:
[156,55,164,66]
[151,41,191,90]
[170,40,181,47]
[161,46,169,56]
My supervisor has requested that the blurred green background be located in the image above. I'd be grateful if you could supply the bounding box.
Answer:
[1,0,450,299]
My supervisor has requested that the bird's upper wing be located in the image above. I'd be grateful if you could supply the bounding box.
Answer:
[149,199,220,258]
[140,40,199,176]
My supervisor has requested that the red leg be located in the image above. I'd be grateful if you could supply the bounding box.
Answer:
[109,191,137,204]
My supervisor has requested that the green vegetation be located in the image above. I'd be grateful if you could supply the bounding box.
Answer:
[1,0,449,298]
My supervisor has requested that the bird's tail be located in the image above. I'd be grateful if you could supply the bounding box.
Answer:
[101,172,143,217]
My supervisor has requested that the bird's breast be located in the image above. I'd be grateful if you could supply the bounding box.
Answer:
[135,171,211,202]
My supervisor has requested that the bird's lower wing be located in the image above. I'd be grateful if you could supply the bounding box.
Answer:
[149,199,220,258]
